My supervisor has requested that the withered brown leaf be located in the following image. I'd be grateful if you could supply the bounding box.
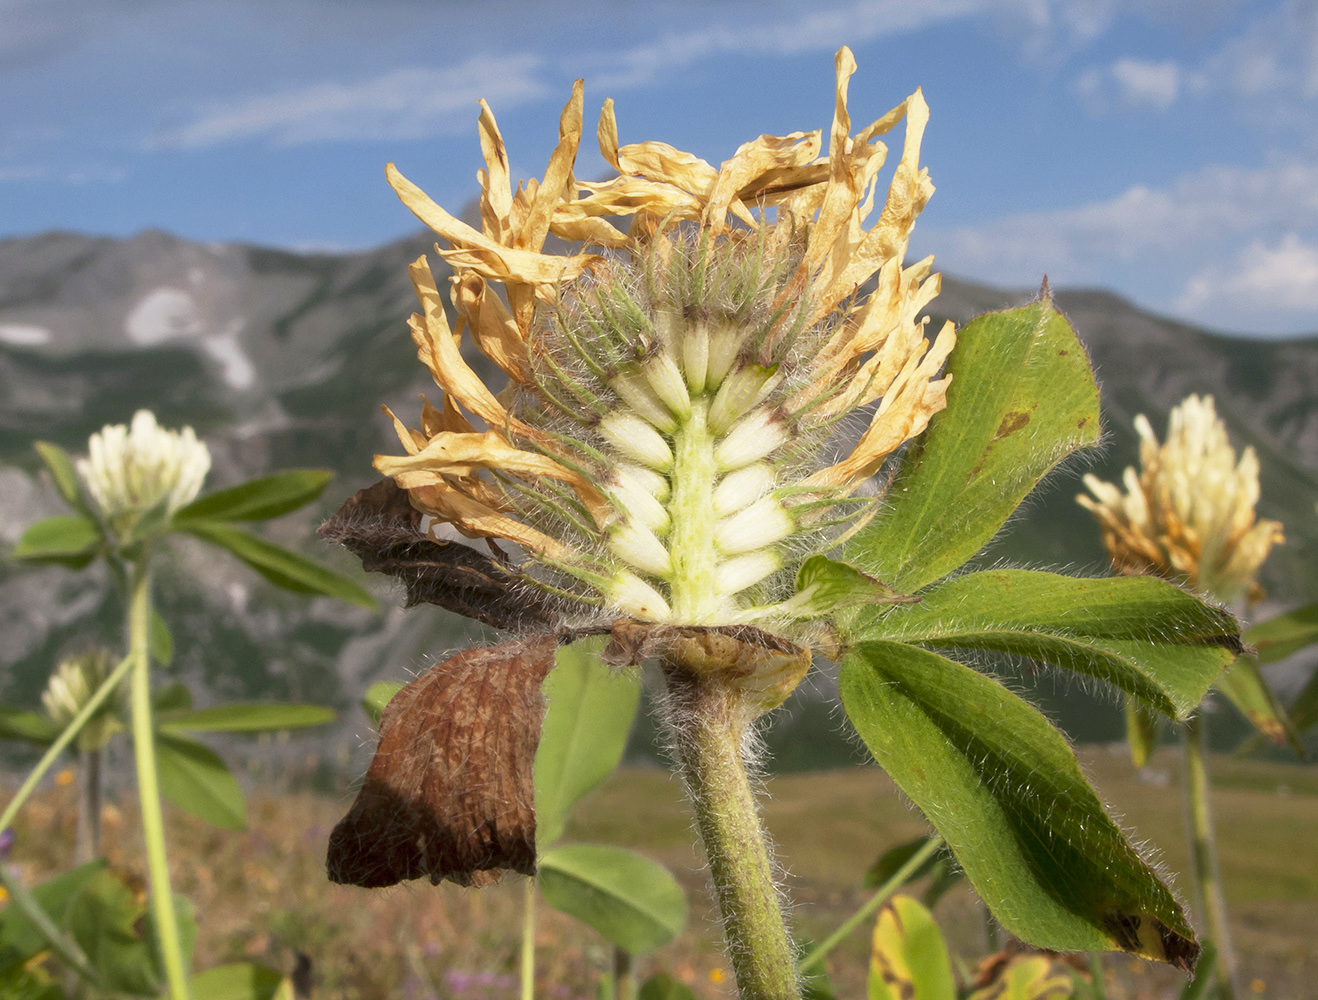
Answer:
[318,478,559,631]
[327,634,559,888]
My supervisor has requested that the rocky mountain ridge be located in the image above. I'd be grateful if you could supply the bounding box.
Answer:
[1,228,1314,755]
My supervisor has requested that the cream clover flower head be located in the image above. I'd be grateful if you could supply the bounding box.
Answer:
[1078,394,1284,604]
[376,46,955,629]
[42,649,125,752]
[77,410,211,528]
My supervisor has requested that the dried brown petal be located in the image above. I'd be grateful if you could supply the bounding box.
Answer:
[327,635,559,888]
[317,478,560,631]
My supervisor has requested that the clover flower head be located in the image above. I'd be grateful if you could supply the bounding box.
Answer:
[374,47,954,635]
[77,410,211,526]
[1078,394,1284,603]
[42,648,124,751]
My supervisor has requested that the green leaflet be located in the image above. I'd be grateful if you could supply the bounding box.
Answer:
[1214,655,1301,752]
[844,301,1100,595]
[173,470,332,523]
[537,844,686,955]
[189,963,295,1000]
[33,441,88,515]
[154,732,247,830]
[866,895,956,1000]
[360,681,404,727]
[12,516,101,567]
[840,640,1198,970]
[181,520,376,609]
[1246,601,1318,665]
[158,703,335,734]
[1124,696,1161,769]
[534,637,641,848]
[859,570,1240,718]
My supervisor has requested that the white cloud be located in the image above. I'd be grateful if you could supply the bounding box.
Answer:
[154,54,551,149]
[1176,233,1318,320]
[927,159,1318,333]
[581,0,986,91]
[1075,57,1181,112]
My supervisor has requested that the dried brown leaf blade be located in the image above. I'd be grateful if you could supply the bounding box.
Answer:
[317,478,560,631]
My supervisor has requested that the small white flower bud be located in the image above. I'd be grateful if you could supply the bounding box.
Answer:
[609,521,673,577]
[714,496,794,555]
[644,353,691,421]
[682,321,710,393]
[708,365,780,434]
[608,571,672,621]
[705,321,746,389]
[600,413,674,470]
[611,373,677,433]
[714,410,787,472]
[712,463,777,518]
[607,466,670,532]
[715,551,783,596]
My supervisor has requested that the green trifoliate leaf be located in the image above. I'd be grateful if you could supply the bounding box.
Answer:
[1214,655,1301,753]
[840,640,1199,971]
[534,637,641,848]
[33,440,89,515]
[858,570,1240,719]
[158,703,335,735]
[845,300,1100,594]
[1246,602,1318,665]
[180,520,376,609]
[12,516,102,567]
[537,844,686,954]
[154,733,247,830]
[173,470,333,523]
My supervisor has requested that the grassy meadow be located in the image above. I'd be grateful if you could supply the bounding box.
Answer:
[4,749,1316,999]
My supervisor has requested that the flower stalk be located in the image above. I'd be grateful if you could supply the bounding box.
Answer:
[663,668,797,1000]
[126,558,191,1000]
[1184,714,1236,1000]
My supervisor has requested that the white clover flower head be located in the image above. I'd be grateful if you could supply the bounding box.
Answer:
[1078,394,1284,603]
[77,409,211,528]
[42,648,124,751]
[374,47,955,635]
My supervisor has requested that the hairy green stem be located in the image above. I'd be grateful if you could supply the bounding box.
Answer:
[612,946,635,1000]
[1184,714,1236,1000]
[127,560,191,1000]
[796,834,944,973]
[520,875,537,1000]
[665,670,797,1000]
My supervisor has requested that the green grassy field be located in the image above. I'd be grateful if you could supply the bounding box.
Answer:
[5,750,1316,999]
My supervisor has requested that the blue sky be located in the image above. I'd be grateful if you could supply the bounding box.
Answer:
[3,0,1316,337]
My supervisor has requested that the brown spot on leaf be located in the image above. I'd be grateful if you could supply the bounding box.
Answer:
[318,478,562,632]
[994,410,1031,441]
[326,635,559,888]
